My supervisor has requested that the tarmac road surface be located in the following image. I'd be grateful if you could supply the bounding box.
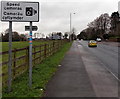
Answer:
[43,41,119,98]
[79,40,119,79]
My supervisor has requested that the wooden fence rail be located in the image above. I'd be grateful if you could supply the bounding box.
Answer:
[1,40,67,86]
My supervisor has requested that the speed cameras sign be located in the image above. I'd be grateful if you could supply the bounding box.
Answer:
[1,1,39,22]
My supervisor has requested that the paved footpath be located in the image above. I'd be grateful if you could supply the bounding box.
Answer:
[43,41,118,98]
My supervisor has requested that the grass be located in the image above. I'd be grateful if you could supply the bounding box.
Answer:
[1,40,59,62]
[1,40,61,84]
[2,42,72,98]
[1,41,53,63]
[2,41,54,52]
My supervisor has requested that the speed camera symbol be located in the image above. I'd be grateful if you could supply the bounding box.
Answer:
[26,7,37,16]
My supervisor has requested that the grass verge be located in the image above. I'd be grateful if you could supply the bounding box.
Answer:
[2,42,72,98]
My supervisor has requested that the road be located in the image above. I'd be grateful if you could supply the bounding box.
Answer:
[44,40,118,97]
[78,40,119,80]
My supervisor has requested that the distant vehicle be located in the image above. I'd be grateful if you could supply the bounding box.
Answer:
[88,40,97,47]
[96,38,101,42]
[81,39,83,41]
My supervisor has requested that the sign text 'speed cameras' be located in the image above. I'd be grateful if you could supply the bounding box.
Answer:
[26,7,37,16]
[1,1,39,22]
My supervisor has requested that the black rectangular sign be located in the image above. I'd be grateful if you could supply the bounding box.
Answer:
[25,26,38,31]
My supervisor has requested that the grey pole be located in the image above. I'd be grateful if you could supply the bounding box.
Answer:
[29,21,33,88]
[70,13,72,41]
[8,21,12,92]
[69,13,76,41]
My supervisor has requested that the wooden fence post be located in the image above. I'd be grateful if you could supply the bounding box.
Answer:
[61,40,62,46]
[49,44,51,56]
[58,41,59,50]
[53,42,55,54]
[13,48,16,79]
[47,44,48,57]
[57,41,58,50]
[44,44,47,58]
[34,46,36,65]
[50,43,52,56]
[26,46,29,69]
[39,46,41,62]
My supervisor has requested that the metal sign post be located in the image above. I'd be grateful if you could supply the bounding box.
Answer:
[8,21,12,92]
[1,1,39,91]
[29,21,33,88]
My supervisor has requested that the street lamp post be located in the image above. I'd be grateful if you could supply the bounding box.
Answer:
[69,13,75,41]
[70,13,72,41]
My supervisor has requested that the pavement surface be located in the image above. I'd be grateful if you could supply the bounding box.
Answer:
[43,41,119,98]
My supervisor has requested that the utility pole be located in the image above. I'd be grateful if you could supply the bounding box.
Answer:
[70,13,72,41]
[69,13,75,41]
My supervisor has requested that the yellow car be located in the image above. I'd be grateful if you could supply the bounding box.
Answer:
[88,40,97,47]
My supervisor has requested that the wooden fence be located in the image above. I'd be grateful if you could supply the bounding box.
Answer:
[0,40,67,86]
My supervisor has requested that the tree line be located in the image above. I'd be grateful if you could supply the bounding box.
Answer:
[77,11,120,41]
[0,29,27,42]
[47,28,77,40]
[0,29,71,42]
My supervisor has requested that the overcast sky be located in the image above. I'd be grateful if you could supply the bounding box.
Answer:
[0,0,119,36]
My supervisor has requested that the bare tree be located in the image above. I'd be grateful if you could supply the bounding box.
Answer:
[70,27,77,40]
[64,32,69,39]
[111,12,119,36]
[87,13,111,38]
[41,33,45,38]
